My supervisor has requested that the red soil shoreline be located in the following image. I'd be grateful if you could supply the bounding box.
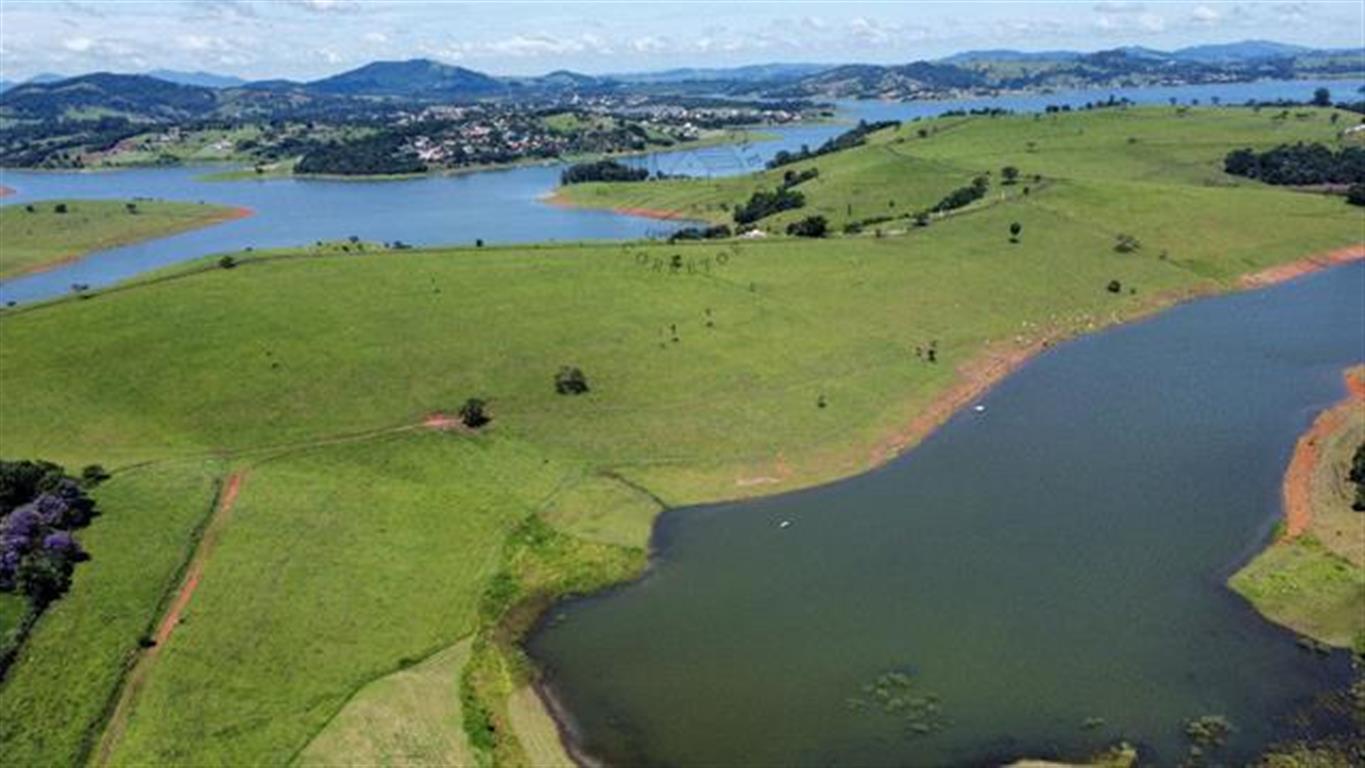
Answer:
[541,191,695,221]
[1281,366,1365,539]
[0,185,14,198]
[869,244,1365,469]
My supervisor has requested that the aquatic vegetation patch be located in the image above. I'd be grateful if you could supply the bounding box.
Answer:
[846,668,949,737]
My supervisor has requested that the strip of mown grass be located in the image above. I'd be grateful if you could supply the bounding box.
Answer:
[0,460,222,766]
[0,198,244,279]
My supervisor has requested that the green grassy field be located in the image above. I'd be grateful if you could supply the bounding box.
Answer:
[0,198,243,279]
[554,105,1361,233]
[0,104,1361,766]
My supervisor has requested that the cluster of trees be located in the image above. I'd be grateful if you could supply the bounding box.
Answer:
[296,133,427,176]
[1223,143,1365,187]
[1,460,103,677]
[560,159,650,185]
[779,167,820,190]
[929,175,989,214]
[733,187,805,225]
[766,119,900,169]
[667,224,732,243]
[786,215,828,238]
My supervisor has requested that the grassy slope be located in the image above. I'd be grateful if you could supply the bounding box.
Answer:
[0,461,222,766]
[297,638,475,767]
[0,106,1361,765]
[555,106,1360,231]
[0,199,243,279]
[1231,381,1365,648]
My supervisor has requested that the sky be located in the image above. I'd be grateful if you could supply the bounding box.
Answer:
[0,1,1361,82]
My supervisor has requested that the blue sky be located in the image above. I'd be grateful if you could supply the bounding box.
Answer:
[1,1,1361,81]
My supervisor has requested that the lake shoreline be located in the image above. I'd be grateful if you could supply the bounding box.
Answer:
[1282,366,1365,539]
[0,185,13,197]
[540,190,699,222]
[0,204,254,282]
[527,242,1365,768]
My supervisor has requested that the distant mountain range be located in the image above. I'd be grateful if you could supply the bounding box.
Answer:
[2,39,1360,118]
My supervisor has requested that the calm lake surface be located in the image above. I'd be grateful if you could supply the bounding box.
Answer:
[1,78,1357,305]
[528,262,1365,766]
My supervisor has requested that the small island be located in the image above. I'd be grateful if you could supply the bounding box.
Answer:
[0,198,249,280]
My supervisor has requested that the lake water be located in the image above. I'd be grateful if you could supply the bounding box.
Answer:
[528,262,1365,766]
[1,77,1358,305]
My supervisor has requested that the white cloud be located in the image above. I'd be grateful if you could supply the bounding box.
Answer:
[1137,13,1166,32]
[1191,5,1219,23]
[62,36,93,52]
[363,31,388,44]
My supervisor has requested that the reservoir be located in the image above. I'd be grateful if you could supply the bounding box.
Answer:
[528,261,1365,766]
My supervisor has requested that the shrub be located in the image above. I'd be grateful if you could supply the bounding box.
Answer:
[1350,441,1365,511]
[80,464,110,486]
[554,366,590,396]
[786,215,828,238]
[1001,166,1020,184]
[458,398,490,429]
[218,255,237,269]
[1009,222,1022,243]
[1347,183,1365,207]
[1114,234,1141,253]
[1107,280,1122,293]
[54,203,68,214]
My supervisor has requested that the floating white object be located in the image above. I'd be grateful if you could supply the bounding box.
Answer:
[779,520,792,529]
[973,404,987,413]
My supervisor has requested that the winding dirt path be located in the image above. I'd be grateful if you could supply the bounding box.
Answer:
[1282,367,1365,539]
[92,471,246,766]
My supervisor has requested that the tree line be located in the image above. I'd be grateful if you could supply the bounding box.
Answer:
[766,119,901,169]
[1223,143,1365,187]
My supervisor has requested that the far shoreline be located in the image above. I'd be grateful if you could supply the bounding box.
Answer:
[1,204,254,282]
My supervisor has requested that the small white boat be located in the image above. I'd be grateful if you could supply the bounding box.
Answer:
[779,520,792,529]
[973,404,987,414]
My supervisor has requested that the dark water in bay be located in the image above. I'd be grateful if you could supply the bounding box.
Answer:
[2,78,1357,305]
[528,262,1365,766]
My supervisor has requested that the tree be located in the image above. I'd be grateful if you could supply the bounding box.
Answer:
[54,203,68,214]
[1347,183,1365,207]
[218,255,237,269]
[458,398,490,429]
[1312,87,1331,108]
[1107,279,1122,294]
[786,215,828,238]
[80,465,110,486]
[125,202,138,214]
[1001,166,1020,185]
[1009,222,1022,243]
[554,366,590,395]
